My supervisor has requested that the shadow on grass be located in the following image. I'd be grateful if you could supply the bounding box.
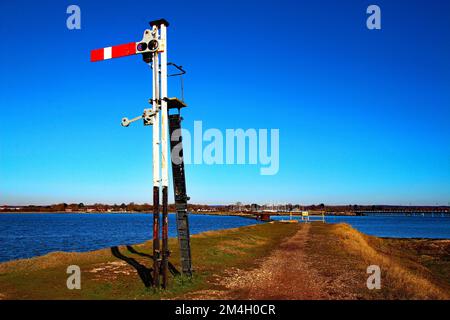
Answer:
[125,246,181,277]
[110,246,181,288]
[110,246,153,287]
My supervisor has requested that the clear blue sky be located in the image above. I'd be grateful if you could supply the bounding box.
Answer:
[1,0,449,206]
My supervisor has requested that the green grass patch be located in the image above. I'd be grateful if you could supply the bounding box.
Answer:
[0,222,299,300]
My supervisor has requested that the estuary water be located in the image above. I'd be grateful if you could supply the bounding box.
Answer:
[0,213,261,263]
[272,215,450,239]
[0,213,449,263]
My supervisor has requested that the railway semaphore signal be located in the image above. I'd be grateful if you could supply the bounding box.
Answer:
[91,19,192,289]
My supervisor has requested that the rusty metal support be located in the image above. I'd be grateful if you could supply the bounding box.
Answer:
[152,186,160,287]
[161,186,169,288]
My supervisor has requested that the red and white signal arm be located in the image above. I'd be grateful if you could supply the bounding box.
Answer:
[90,29,165,62]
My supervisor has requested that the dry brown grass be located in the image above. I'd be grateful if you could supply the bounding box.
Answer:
[330,223,450,299]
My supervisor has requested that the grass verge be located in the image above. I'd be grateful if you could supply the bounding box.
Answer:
[305,223,450,299]
[0,222,299,299]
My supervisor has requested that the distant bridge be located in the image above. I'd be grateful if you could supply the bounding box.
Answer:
[228,210,450,221]
[199,209,450,222]
[355,210,450,217]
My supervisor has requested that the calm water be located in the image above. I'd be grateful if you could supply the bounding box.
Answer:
[0,213,261,263]
[273,215,450,239]
[0,213,449,263]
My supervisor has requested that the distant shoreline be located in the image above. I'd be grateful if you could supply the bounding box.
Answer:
[0,211,345,216]
[1,211,448,217]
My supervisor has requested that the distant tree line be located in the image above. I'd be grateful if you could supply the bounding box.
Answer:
[1,203,448,213]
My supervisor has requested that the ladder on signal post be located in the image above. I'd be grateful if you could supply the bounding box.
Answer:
[90,19,193,288]
[167,99,192,276]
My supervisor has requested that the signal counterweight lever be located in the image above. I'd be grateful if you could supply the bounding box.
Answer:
[121,109,157,127]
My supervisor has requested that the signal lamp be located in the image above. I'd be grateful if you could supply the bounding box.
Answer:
[137,42,147,51]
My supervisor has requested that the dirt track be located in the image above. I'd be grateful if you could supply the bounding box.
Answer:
[184,223,352,300]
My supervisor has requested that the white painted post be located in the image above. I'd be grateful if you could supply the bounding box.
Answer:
[152,30,160,188]
[160,23,169,188]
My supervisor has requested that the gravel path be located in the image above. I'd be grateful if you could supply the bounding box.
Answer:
[184,223,343,300]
